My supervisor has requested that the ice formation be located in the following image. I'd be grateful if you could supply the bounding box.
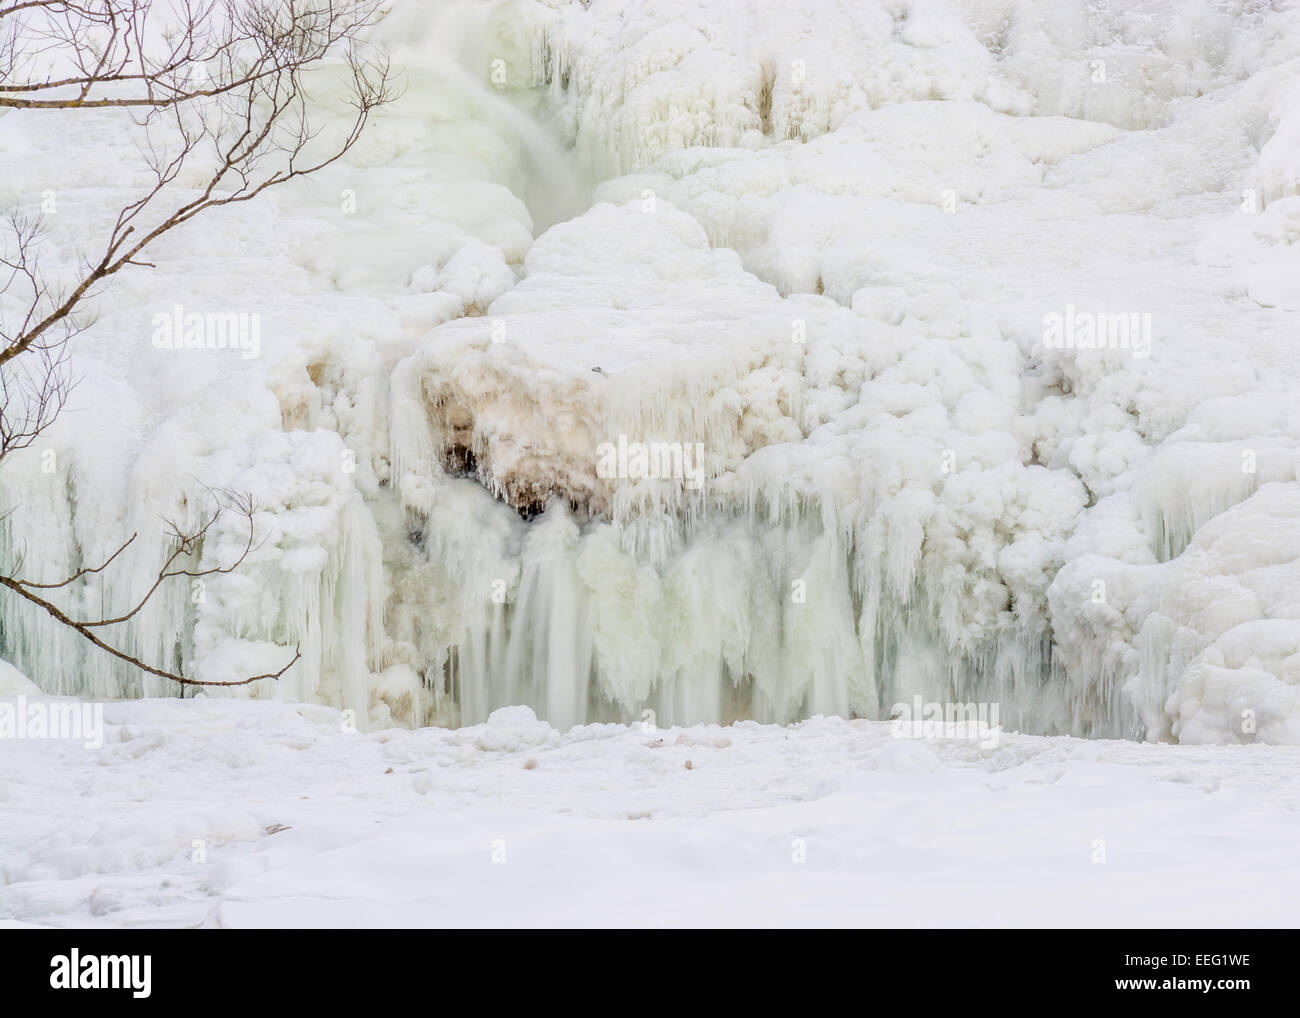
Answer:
[3,0,1300,741]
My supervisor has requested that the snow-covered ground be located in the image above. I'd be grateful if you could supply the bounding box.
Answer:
[2,692,1299,928]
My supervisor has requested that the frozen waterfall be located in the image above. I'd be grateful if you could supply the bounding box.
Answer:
[4,0,1300,744]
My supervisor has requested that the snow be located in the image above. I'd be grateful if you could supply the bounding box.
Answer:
[3,0,1300,745]
[3,694,1299,927]
[0,661,38,697]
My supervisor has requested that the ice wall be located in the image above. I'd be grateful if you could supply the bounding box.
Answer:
[535,0,1271,179]
[388,196,1083,729]
[4,0,1300,742]
[386,0,1300,737]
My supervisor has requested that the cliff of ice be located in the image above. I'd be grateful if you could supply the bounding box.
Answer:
[3,0,1300,742]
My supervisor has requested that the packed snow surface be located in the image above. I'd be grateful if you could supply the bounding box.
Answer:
[2,0,1300,742]
[2,695,1299,927]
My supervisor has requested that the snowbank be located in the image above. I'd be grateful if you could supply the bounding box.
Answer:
[5,696,1300,927]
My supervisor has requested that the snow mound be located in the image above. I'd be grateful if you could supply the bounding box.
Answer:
[0,660,39,696]
[473,705,557,750]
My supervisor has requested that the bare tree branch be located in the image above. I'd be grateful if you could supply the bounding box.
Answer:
[0,0,395,686]
[0,1,384,109]
[0,488,301,686]
[1,3,398,370]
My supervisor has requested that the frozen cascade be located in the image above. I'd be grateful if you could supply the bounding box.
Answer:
[4,0,1300,743]
[375,0,590,232]
[388,197,1084,730]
